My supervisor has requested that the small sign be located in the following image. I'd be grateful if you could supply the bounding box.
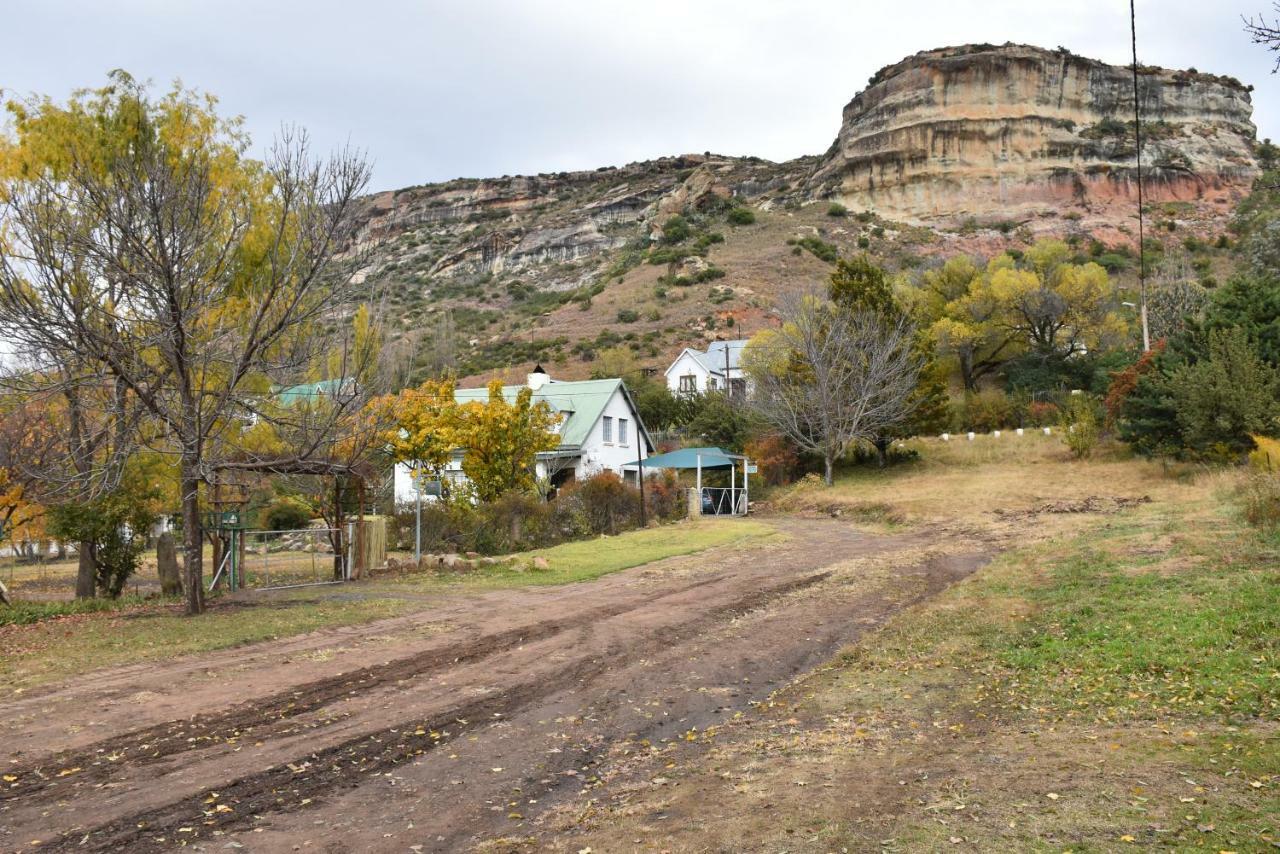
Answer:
[420,479,443,498]
[745,464,758,475]
[220,510,242,529]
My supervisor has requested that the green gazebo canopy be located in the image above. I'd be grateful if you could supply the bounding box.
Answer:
[628,446,740,470]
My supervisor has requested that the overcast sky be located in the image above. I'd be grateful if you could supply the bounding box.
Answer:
[4,0,1279,193]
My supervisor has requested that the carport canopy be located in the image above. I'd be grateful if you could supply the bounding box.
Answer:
[626,446,741,470]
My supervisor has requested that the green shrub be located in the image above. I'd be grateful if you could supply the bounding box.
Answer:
[827,202,848,217]
[952,390,1021,432]
[857,236,870,249]
[1059,394,1100,459]
[262,497,315,531]
[661,215,690,244]
[726,207,756,225]
[616,308,639,323]
[795,235,839,263]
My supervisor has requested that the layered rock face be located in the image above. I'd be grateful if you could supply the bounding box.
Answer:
[808,44,1260,221]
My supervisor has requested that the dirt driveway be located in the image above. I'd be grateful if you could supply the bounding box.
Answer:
[0,518,991,853]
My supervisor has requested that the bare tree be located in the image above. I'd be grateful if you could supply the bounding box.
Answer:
[1147,255,1208,342]
[1246,4,1280,70]
[0,83,375,614]
[745,289,922,485]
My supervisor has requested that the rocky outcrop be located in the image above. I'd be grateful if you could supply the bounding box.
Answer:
[808,43,1260,222]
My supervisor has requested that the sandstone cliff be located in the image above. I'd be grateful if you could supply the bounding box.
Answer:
[808,43,1260,223]
[347,44,1261,385]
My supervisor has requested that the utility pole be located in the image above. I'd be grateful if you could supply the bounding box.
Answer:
[1130,0,1152,352]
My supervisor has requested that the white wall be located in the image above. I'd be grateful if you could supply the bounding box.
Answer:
[666,350,713,394]
[573,386,647,478]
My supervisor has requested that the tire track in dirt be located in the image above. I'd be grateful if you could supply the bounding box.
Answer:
[34,571,833,853]
[0,575,729,805]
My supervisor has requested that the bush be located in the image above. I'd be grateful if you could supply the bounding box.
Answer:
[794,235,839,263]
[1241,471,1280,529]
[1059,395,1100,459]
[564,471,640,536]
[827,202,848,217]
[1026,400,1061,428]
[857,236,870,249]
[616,308,639,323]
[744,434,800,487]
[952,390,1021,432]
[661,215,691,244]
[727,207,756,225]
[262,497,315,531]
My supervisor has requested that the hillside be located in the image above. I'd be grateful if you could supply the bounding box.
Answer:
[347,43,1262,388]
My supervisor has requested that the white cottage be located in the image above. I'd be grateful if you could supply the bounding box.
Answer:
[664,339,750,397]
[394,368,653,506]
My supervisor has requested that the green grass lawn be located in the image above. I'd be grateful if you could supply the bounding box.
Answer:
[1,517,775,692]
[378,517,777,593]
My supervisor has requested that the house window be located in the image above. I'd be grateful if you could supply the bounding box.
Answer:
[602,416,613,443]
[708,377,718,391]
[618,418,628,445]
[678,375,696,393]
[729,378,747,399]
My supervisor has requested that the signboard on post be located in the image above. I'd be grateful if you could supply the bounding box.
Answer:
[745,464,758,475]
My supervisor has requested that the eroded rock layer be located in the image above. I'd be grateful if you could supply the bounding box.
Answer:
[808,43,1260,221]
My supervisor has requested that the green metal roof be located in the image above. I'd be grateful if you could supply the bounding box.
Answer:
[275,379,347,407]
[454,378,652,452]
[633,446,739,470]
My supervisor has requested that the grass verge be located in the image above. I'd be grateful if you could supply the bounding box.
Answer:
[379,517,777,592]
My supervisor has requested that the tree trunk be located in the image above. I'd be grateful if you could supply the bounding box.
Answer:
[180,461,204,615]
[874,437,890,468]
[75,540,96,599]
[823,454,834,486]
[156,532,183,597]
[332,477,345,581]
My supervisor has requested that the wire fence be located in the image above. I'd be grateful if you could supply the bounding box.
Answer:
[239,528,346,589]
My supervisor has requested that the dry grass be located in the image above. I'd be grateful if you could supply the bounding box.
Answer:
[534,442,1280,853]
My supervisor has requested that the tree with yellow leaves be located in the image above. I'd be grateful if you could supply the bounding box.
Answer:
[0,73,377,613]
[919,241,1127,391]
[371,377,462,500]
[457,381,560,503]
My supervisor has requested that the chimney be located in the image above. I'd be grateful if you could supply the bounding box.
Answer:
[527,364,551,390]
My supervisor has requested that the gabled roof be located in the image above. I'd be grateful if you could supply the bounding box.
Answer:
[275,378,349,407]
[664,339,750,378]
[453,378,653,452]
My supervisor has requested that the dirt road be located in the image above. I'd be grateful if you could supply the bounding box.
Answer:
[0,518,990,852]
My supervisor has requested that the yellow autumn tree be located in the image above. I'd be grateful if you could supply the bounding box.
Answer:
[457,381,560,503]
[371,377,463,498]
[920,241,1128,390]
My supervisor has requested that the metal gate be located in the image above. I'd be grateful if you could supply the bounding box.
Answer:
[237,527,352,590]
[699,487,747,516]
[207,524,353,591]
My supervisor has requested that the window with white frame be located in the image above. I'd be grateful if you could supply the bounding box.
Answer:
[618,418,628,445]
[602,415,613,443]
[678,374,696,393]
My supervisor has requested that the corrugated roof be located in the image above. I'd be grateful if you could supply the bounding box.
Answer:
[454,378,651,451]
[275,379,347,406]
[669,339,749,377]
